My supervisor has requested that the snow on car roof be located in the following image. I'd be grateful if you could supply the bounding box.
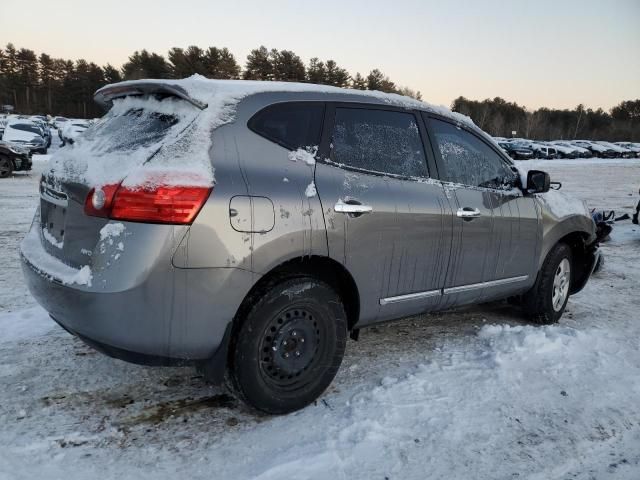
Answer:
[96,74,475,128]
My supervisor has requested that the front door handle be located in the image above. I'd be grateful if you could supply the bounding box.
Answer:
[335,199,373,216]
[457,207,481,219]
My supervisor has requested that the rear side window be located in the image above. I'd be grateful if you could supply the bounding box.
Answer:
[428,117,516,188]
[248,102,324,150]
[330,108,428,178]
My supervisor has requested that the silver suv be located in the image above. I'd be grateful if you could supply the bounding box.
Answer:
[21,78,599,413]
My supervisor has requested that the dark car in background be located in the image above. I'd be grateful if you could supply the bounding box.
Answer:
[0,140,32,178]
[498,141,534,160]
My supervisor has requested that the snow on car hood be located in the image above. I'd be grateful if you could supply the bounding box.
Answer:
[2,127,40,143]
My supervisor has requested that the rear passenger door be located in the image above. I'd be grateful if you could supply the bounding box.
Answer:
[315,105,453,325]
[425,115,538,307]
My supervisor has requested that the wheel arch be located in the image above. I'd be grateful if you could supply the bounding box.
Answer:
[235,255,360,333]
[543,230,598,295]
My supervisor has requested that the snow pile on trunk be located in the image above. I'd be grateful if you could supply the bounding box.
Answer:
[21,228,93,287]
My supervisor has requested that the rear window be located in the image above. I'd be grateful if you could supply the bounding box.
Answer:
[82,108,178,153]
[248,102,324,150]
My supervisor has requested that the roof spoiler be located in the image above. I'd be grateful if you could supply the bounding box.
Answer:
[94,82,208,110]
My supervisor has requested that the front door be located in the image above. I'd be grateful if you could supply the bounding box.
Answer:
[426,115,537,307]
[315,105,453,325]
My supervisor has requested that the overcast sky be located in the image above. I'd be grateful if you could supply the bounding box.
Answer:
[1,0,638,110]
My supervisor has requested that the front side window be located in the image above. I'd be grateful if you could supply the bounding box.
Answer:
[428,117,516,189]
[330,107,428,178]
[248,102,324,150]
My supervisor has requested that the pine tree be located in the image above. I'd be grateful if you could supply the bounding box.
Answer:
[270,49,305,81]
[350,72,367,90]
[243,46,272,80]
[122,50,172,80]
[366,69,396,93]
[103,64,122,84]
[324,60,349,87]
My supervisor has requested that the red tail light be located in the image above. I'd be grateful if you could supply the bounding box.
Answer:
[85,183,211,225]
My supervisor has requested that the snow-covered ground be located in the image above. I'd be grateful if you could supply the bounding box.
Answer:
[1,150,639,479]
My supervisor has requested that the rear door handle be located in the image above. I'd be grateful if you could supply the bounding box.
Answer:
[335,200,373,215]
[456,207,481,219]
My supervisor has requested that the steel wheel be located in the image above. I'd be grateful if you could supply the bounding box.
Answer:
[552,258,571,312]
[259,306,322,389]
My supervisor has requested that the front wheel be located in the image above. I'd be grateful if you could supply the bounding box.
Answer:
[522,243,573,324]
[228,277,347,414]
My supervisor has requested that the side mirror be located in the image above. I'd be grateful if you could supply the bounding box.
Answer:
[526,170,551,194]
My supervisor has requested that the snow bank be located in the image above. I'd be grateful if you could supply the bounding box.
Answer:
[20,228,93,287]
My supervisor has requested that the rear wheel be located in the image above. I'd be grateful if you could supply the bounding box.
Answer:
[522,243,572,324]
[228,277,347,414]
[0,156,13,178]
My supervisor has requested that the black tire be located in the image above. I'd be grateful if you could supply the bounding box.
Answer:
[0,156,13,178]
[228,277,347,414]
[522,243,573,325]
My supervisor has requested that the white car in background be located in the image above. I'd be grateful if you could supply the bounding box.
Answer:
[60,119,90,146]
[1,119,48,154]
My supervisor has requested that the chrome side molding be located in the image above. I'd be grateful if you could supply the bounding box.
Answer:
[379,275,529,305]
[443,275,529,295]
[379,289,441,306]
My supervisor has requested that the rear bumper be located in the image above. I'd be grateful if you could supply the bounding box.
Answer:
[21,228,255,363]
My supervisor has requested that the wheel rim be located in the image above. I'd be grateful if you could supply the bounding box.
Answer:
[258,306,321,389]
[552,258,571,312]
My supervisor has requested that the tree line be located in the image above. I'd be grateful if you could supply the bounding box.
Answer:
[452,96,640,142]
[0,43,419,119]
[1,42,637,141]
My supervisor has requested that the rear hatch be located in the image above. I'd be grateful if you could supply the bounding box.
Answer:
[39,90,208,267]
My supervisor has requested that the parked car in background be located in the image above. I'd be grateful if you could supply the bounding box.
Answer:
[614,142,640,157]
[0,140,32,178]
[572,140,615,158]
[30,117,52,148]
[595,141,634,158]
[528,143,558,159]
[60,120,90,146]
[1,119,48,154]
[53,116,69,129]
[549,142,579,159]
[21,78,600,414]
[552,141,592,158]
[498,141,534,160]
